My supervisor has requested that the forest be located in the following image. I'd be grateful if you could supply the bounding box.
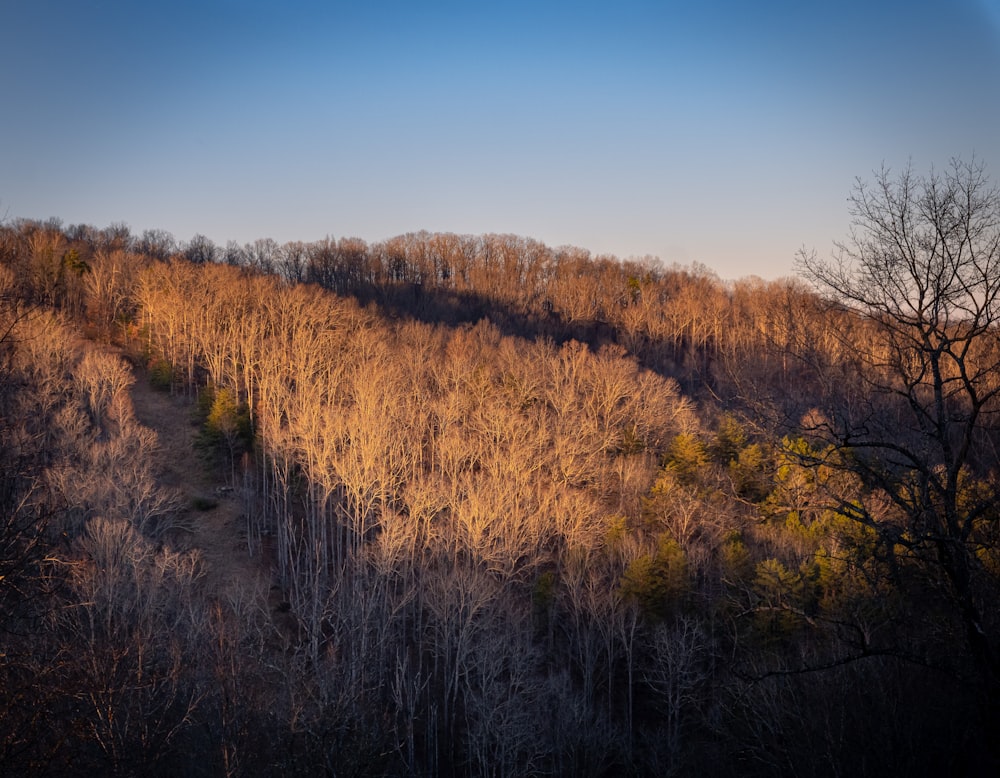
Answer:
[1,160,999,776]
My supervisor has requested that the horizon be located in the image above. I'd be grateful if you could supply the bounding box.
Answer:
[3,0,999,281]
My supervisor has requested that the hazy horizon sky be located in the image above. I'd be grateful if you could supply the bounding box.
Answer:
[3,0,999,280]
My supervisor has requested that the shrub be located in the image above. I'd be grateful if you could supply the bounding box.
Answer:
[148,359,174,391]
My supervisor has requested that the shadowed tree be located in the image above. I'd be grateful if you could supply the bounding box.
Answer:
[798,159,1000,748]
[184,234,217,266]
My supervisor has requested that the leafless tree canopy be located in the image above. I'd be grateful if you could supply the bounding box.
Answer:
[799,160,1000,705]
[1,164,999,775]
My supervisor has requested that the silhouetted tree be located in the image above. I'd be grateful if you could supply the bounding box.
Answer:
[799,159,1000,759]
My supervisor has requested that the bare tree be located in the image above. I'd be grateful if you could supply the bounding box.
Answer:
[135,228,176,261]
[642,615,709,771]
[82,249,139,338]
[798,158,1000,709]
[184,233,217,265]
[64,517,204,773]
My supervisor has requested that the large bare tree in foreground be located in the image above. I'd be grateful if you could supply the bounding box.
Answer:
[798,159,1000,704]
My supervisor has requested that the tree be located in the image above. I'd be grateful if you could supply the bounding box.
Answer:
[798,159,1000,731]
[184,234,217,265]
[135,229,176,261]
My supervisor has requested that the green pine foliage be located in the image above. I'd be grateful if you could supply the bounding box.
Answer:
[662,432,708,487]
[620,534,690,620]
[195,385,252,466]
[148,358,174,391]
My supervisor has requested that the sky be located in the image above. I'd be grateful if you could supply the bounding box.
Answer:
[2,0,999,280]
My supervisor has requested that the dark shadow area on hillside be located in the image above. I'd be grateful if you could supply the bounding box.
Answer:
[353,282,612,345]
[345,281,716,394]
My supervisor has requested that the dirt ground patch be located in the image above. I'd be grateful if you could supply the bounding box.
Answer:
[128,372,269,599]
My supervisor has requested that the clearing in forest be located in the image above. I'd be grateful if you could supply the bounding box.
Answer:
[127,369,268,599]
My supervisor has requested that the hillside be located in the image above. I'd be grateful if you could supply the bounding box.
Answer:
[2,163,1000,777]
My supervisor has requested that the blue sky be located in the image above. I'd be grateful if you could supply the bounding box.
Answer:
[2,1,999,279]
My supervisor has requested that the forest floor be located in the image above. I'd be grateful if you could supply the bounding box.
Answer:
[127,368,271,600]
